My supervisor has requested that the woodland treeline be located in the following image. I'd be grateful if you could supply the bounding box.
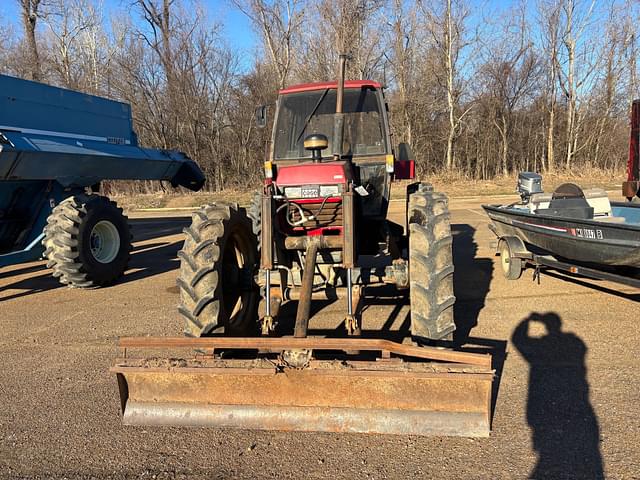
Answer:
[1,0,638,191]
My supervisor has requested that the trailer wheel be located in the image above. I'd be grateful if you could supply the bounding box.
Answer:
[178,203,259,337]
[43,194,131,288]
[498,239,523,280]
[408,185,456,341]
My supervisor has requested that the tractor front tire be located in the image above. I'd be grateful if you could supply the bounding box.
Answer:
[178,203,259,337]
[43,194,131,288]
[408,184,456,341]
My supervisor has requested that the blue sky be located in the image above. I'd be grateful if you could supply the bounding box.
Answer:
[0,0,258,53]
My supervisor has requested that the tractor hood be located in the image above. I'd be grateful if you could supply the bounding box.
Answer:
[274,161,352,188]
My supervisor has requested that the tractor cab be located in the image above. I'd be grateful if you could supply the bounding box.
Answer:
[265,80,413,245]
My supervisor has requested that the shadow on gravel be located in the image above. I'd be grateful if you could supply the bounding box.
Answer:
[0,263,46,279]
[117,241,182,285]
[0,271,62,302]
[129,216,191,242]
[451,224,493,344]
[0,217,189,301]
[512,312,604,480]
[540,269,640,302]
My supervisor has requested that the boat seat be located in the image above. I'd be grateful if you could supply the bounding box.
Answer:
[582,188,612,216]
[528,188,613,217]
[527,193,552,212]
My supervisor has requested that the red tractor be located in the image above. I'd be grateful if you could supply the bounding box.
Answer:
[112,56,492,437]
[624,99,640,202]
[177,56,456,347]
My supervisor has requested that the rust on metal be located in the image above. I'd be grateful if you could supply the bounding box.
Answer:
[622,180,640,198]
[284,235,342,250]
[112,352,493,436]
[261,191,273,269]
[116,336,492,367]
[294,240,319,338]
[113,335,494,436]
[342,188,354,268]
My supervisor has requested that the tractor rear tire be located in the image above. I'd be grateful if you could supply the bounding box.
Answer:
[178,203,259,337]
[43,194,131,288]
[408,184,456,341]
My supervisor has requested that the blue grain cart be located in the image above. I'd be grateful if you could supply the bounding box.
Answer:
[0,74,205,287]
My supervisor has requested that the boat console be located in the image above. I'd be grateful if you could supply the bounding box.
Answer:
[513,172,623,221]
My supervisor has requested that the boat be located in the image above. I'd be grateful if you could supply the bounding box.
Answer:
[483,173,640,270]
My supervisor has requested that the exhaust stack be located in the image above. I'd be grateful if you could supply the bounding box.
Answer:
[332,53,348,160]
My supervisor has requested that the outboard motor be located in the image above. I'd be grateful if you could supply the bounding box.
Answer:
[517,172,543,202]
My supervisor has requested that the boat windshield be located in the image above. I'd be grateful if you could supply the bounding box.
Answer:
[273,87,386,160]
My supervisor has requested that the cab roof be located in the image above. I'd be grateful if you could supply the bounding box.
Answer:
[279,80,383,95]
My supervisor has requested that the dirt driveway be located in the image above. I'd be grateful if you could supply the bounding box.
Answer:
[0,195,638,479]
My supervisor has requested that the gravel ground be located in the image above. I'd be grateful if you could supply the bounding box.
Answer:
[0,195,638,479]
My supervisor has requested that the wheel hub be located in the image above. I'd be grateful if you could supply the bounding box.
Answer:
[90,220,121,264]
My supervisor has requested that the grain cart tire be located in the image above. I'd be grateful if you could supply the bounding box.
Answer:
[498,239,523,280]
[408,185,456,341]
[43,194,131,288]
[178,203,259,337]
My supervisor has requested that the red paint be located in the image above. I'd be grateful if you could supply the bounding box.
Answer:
[629,100,640,181]
[275,161,352,187]
[279,80,383,95]
[294,227,343,236]
[394,160,415,180]
[291,196,342,204]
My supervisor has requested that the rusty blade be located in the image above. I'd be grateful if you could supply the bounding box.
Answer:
[117,336,492,368]
[112,354,493,437]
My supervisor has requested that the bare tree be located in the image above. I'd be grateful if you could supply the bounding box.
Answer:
[233,0,304,89]
[555,0,599,170]
[384,0,418,144]
[480,4,540,176]
[419,0,475,171]
[40,0,100,89]
[18,0,43,81]
[537,0,562,172]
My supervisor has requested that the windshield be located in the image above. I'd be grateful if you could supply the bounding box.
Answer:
[273,87,386,160]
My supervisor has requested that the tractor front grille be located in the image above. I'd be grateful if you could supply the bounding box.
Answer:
[288,200,343,228]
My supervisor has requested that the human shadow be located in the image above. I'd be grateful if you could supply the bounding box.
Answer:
[512,312,604,479]
[452,224,493,344]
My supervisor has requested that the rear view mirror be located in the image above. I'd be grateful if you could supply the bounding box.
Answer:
[255,105,267,128]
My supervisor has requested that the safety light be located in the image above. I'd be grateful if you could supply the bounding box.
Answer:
[385,154,395,174]
[264,160,274,179]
